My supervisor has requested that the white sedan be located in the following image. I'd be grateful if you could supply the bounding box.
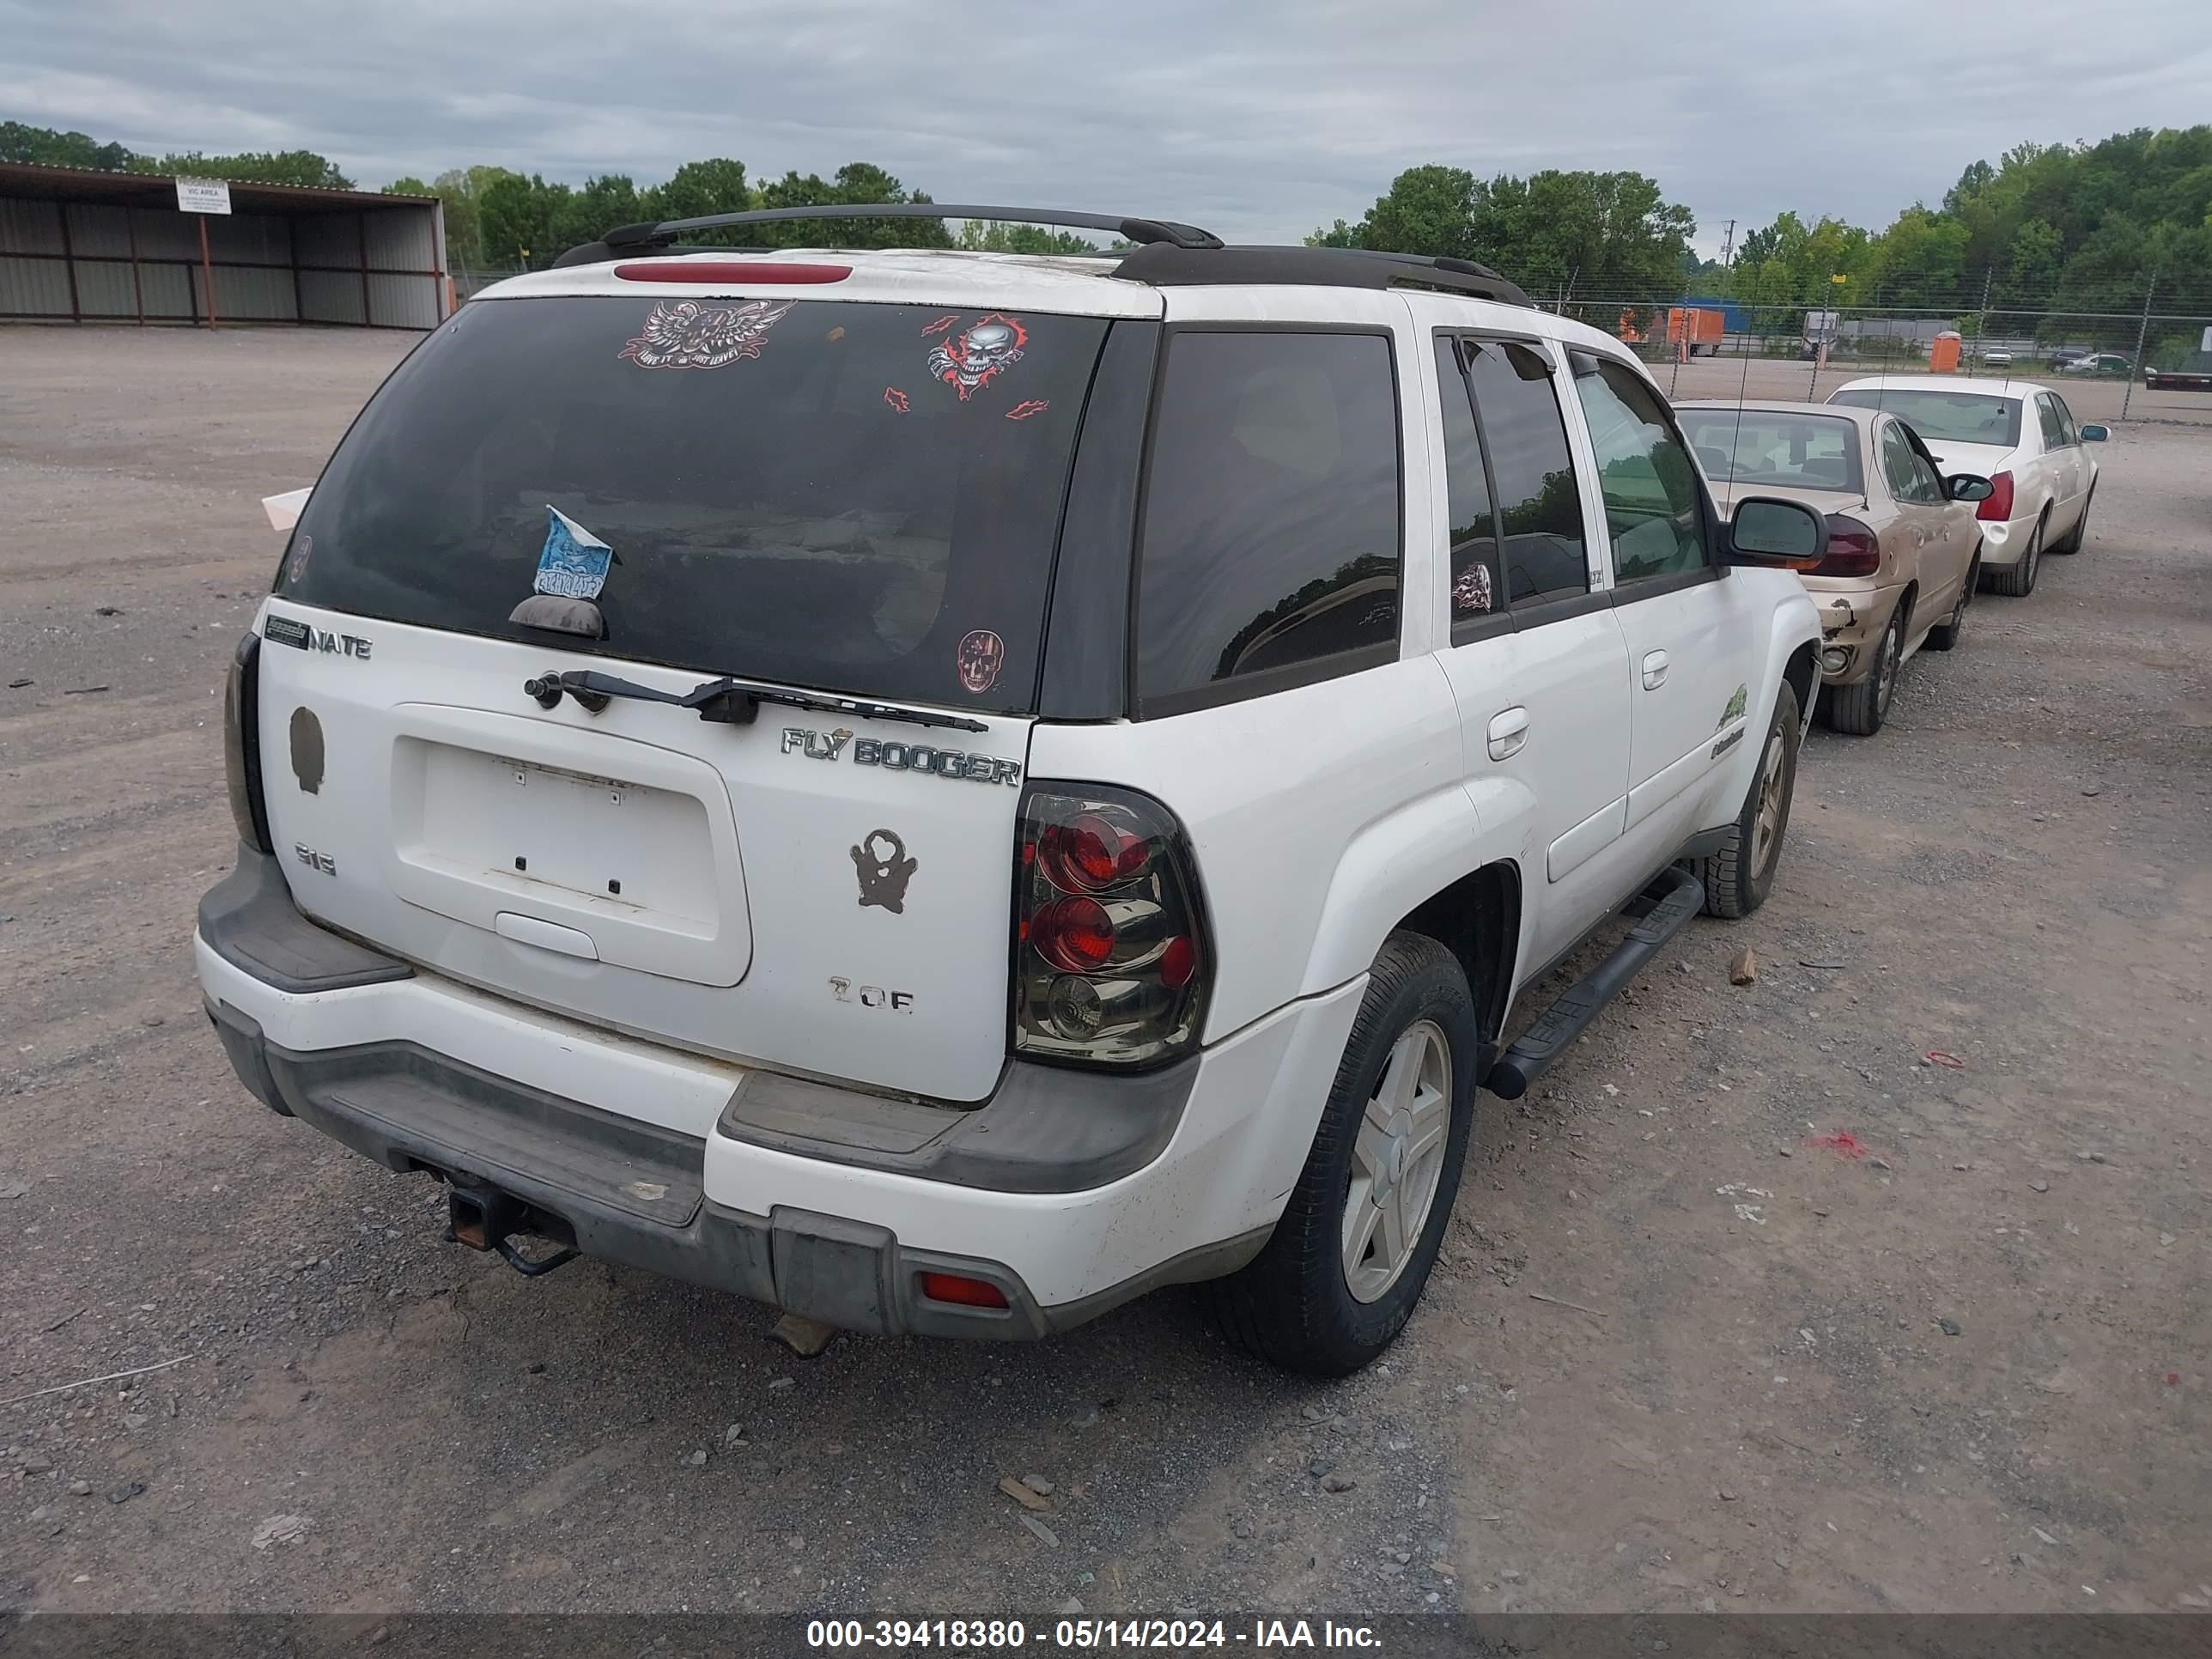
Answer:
[1826,376,2107,597]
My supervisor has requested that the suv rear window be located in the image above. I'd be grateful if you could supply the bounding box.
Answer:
[1133,330,1401,714]
[280,295,1110,713]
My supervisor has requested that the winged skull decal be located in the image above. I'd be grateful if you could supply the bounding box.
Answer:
[619,299,797,369]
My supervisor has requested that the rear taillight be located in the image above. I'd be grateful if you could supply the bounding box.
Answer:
[1810,515,1880,578]
[1976,469,2015,521]
[1014,785,1209,1068]
[223,630,274,854]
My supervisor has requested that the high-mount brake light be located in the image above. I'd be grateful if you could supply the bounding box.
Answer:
[612,261,851,284]
[1013,786,1209,1068]
[1976,469,2016,522]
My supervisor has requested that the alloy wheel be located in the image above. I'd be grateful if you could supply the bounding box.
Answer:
[1753,728,1788,875]
[1342,1020,1452,1304]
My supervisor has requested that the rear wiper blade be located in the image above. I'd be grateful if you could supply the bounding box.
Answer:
[523,668,989,734]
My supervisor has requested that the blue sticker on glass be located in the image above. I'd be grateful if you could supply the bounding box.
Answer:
[535,507,614,599]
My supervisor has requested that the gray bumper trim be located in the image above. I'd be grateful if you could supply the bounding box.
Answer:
[204,998,1255,1339]
[718,1054,1199,1194]
[199,842,412,994]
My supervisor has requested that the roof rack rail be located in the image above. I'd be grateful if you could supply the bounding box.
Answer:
[1109,242,1531,307]
[571,203,1220,258]
[551,204,1531,307]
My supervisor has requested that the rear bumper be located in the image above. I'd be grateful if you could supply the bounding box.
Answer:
[196,849,1362,1334]
[1802,581,1904,686]
[1977,508,2041,567]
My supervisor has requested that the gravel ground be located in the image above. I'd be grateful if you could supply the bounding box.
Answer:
[2,325,2207,1618]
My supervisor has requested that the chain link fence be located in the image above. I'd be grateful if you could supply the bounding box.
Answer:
[1540,278,2212,429]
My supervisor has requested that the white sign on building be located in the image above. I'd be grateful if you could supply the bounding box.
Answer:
[174,178,233,216]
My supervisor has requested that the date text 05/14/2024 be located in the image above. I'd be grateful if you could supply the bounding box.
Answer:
[804,1619,1382,1650]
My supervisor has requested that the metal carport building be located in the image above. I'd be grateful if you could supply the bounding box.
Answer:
[0,161,447,329]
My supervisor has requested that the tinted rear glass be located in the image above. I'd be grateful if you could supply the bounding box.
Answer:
[1680,410,1863,492]
[1462,340,1587,605]
[281,295,1110,712]
[1827,388,2021,447]
[1134,331,1401,712]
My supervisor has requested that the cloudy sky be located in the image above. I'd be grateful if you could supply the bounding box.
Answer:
[7,0,2210,252]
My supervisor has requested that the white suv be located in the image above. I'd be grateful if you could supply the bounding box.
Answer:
[199,206,1825,1375]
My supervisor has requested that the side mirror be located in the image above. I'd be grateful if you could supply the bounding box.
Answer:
[1726,496,1828,570]
[2079,424,2109,442]
[1945,473,1996,503]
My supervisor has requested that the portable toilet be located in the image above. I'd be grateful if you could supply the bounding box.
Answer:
[1929,331,1963,373]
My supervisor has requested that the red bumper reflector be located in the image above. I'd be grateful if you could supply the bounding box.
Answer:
[919,1272,1009,1310]
[613,261,850,284]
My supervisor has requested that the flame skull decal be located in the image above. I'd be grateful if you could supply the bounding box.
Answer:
[927,313,1029,401]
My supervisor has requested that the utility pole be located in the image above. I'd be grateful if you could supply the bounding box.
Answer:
[2121,268,2156,422]
[1967,268,1991,367]
[1719,218,1736,272]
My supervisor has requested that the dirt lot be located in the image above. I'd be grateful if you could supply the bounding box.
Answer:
[3,326,2208,1619]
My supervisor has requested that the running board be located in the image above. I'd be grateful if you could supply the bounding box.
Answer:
[1484,865,1705,1101]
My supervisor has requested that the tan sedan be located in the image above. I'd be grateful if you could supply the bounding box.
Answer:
[1677,400,1992,736]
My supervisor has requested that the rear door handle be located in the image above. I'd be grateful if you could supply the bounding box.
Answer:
[1487,706,1529,762]
[1641,650,1668,690]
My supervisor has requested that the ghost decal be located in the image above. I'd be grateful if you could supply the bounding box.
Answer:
[619,299,795,368]
[956,629,1006,695]
[1004,399,1050,422]
[927,313,1028,400]
[884,386,910,413]
[851,829,917,914]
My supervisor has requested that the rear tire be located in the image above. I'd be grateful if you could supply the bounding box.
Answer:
[1210,933,1476,1376]
[1925,554,1978,651]
[1984,511,2045,596]
[2051,487,2093,554]
[1822,605,1904,736]
[1694,679,1801,920]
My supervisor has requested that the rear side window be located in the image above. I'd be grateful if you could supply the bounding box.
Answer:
[1570,355,1708,585]
[2036,395,2067,449]
[1432,337,1500,623]
[1461,340,1587,606]
[1879,421,1922,499]
[1135,331,1401,712]
[281,295,1109,713]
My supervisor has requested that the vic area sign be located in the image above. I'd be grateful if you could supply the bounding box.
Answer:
[173,179,232,216]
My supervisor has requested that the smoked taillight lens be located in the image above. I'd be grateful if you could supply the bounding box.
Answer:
[223,630,274,854]
[1975,469,2015,521]
[1810,515,1881,578]
[1014,785,1209,1067]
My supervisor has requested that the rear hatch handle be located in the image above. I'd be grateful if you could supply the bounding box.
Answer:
[523,667,989,733]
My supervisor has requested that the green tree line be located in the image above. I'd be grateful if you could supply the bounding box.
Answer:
[1319,126,2210,316]
[0,120,351,188]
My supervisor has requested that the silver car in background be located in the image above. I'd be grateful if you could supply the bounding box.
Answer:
[1825,376,2107,597]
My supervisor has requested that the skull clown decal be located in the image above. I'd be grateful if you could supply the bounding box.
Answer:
[620,299,795,369]
[955,629,1006,695]
[927,313,1028,400]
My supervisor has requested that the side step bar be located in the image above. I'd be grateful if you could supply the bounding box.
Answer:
[1484,865,1705,1101]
